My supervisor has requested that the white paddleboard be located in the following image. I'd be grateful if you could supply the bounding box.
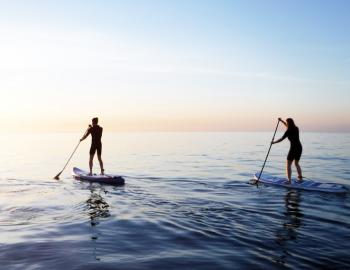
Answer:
[254,172,347,193]
[72,167,125,186]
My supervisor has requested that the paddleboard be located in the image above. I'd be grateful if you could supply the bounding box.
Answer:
[72,167,125,186]
[254,172,347,193]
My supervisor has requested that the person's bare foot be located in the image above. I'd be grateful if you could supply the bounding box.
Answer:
[101,169,105,175]
[297,175,303,182]
[88,172,92,176]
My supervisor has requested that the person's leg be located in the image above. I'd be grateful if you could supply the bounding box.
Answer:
[97,144,104,174]
[295,160,302,180]
[286,160,293,183]
[89,154,94,175]
[98,154,104,174]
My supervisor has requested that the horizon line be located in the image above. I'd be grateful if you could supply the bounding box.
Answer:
[2,130,350,134]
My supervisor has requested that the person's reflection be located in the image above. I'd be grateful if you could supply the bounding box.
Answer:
[275,189,303,264]
[86,187,110,261]
[87,188,110,226]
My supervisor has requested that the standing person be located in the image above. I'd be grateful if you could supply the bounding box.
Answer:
[80,117,104,175]
[272,118,303,183]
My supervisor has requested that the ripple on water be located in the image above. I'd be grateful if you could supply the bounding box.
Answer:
[1,132,350,269]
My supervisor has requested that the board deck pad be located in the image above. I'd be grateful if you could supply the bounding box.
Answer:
[254,172,347,193]
[72,167,125,186]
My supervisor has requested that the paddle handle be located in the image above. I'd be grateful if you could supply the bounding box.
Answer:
[257,119,280,182]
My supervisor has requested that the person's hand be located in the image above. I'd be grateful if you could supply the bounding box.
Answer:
[80,138,83,142]
[271,140,275,144]
[278,117,282,122]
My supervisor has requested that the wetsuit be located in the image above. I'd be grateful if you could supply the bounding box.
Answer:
[87,125,103,156]
[281,127,302,161]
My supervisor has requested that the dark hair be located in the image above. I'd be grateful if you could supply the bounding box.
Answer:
[92,117,98,125]
[286,118,296,129]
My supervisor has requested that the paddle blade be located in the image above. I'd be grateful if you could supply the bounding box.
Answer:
[249,178,261,187]
[53,172,62,180]
[249,178,258,185]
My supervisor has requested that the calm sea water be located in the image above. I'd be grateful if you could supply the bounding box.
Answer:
[0,132,349,269]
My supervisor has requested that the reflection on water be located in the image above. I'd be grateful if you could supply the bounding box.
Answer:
[275,190,303,264]
[86,187,110,261]
[87,188,110,226]
[0,132,349,269]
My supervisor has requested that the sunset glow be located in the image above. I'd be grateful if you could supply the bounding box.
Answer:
[1,1,349,132]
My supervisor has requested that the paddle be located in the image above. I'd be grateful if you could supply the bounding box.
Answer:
[53,126,90,180]
[254,119,280,185]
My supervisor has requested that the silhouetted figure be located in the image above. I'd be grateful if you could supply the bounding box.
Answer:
[272,118,303,183]
[80,117,104,175]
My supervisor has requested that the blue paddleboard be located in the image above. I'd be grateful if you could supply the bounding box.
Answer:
[72,167,125,186]
[254,172,347,193]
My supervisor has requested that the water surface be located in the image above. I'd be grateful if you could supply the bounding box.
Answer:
[0,132,349,269]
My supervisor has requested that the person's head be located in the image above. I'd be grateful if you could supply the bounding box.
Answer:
[92,117,98,125]
[286,118,296,129]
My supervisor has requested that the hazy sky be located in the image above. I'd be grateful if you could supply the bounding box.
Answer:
[1,0,349,132]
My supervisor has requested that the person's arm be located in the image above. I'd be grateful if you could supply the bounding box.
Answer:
[80,126,91,141]
[272,130,288,144]
[278,117,287,127]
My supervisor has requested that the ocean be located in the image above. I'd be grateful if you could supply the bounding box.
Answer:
[0,132,349,269]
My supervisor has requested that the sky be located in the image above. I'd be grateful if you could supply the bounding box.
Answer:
[0,0,349,132]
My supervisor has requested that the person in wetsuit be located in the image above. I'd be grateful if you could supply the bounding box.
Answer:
[272,118,303,183]
[80,117,104,175]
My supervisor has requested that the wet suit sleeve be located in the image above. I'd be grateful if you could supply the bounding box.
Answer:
[280,130,289,141]
[85,127,92,139]
[80,127,92,141]
[86,127,92,137]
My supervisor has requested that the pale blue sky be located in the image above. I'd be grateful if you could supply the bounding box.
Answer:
[0,1,349,131]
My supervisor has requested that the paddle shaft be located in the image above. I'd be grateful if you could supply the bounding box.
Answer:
[57,141,80,175]
[257,119,280,183]
[54,128,89,179]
